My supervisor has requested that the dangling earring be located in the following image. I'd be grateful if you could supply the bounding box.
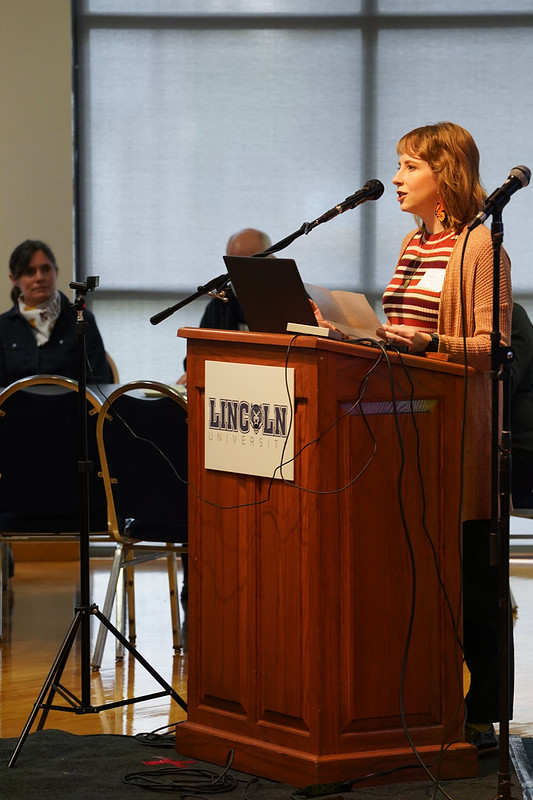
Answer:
[435,199,446,223]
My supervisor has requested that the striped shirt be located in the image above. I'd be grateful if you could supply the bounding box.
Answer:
[383,230,457,333]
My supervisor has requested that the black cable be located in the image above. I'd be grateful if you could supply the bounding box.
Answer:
[173,335,390,509]
[273,334,387,493]
[378,234,473,800]
[123,748,242,794]
[292,753,460,798]
[135,732,177,748]
[89,337,388,511]
[396,356,467,797]
[345,348,459,800]
[88,346,465,800]
[397,358,462,642]
[102,338,464,800]
[278,339,460,796]
[392,356,467,799]
[135,721,193,748]
[123,766,237,793]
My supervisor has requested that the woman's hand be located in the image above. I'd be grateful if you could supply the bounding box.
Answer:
[310,299,332,328]
[377,323,431,354]
[309,299,347,338]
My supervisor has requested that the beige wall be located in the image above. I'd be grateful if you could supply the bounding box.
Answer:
[0,0,73,307]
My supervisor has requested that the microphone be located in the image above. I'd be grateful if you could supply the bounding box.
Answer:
[310,179,384,229]
[467,165,530,231]
[338,178,385,209]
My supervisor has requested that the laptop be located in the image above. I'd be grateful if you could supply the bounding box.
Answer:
[223,255,383,343]
[223,255,319,334]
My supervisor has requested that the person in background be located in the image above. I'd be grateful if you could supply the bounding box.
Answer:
[509,303,533,509]
[197,227,271,330]
[0,239,112,386]
[177,227,271,386]
[0,240,112,581]
[377,121,513,751]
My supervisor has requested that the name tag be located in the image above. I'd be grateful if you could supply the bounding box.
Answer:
[416,267,446,293]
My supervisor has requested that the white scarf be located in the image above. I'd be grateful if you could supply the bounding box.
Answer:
[18,291,61,346]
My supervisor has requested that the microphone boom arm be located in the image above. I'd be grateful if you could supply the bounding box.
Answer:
[150,180,384,323]
[252,221,313,258]
[150,219,318,324]
[150,273,230,326]
[255,182,385,257]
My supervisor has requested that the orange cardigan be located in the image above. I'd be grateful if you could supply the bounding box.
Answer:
[397,224,512,520]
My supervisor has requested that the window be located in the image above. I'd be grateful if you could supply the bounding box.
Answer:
[73,2,533,382]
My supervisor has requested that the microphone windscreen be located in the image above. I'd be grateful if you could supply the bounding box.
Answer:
[363,179,385,199]
[510,165,531,187]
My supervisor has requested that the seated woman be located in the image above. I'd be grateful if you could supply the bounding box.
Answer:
[0,240,112,581]
[0,239,112,386]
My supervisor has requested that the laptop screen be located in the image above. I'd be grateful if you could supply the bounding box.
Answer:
[223,255,318,334]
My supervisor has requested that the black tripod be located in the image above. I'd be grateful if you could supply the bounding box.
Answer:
[8,278,186,768]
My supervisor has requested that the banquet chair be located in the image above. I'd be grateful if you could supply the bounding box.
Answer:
[510,505,533,559]
[105,351,120,383]
[90,380,189,668]
[509,506,533,614]
[0,375,109,638]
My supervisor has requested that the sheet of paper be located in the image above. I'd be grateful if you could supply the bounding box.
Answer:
[305,283,383,342]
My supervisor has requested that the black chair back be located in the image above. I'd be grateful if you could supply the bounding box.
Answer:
[97,382,188,543]
[0,376,107,533]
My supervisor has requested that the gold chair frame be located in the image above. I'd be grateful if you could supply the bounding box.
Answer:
[91,380,188,668]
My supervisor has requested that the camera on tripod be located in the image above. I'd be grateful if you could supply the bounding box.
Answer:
[70,276,99,294]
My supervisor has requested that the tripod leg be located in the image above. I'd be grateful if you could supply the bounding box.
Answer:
[167,551,182,651]
[91,543,124,669]
[8,610,83,767]
[125,549,136,649]
[93,607,187,712]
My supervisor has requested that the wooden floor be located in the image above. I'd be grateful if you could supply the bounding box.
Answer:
[0,556,188,739]
[1,547,533,742]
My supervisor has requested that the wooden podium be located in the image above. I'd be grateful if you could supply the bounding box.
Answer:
[176,328,477,787]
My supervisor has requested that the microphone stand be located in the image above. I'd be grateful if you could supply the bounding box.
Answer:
[8,278,186,767]
[149,189,369,326]
[487,211,517,800]
[150,272,232,327]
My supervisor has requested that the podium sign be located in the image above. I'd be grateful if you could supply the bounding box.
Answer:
[205,360,294,480]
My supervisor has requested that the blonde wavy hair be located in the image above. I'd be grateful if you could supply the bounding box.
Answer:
[397,121,486,232]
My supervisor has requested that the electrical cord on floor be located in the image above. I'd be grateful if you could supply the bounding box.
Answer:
[123,749,246,793]
[135,732,177,748]
[135,722,181,748]
[130,729,461,799]
[292,757,459,799]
